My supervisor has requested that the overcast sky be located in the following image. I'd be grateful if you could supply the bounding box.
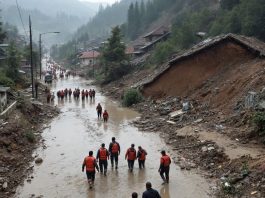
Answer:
[80,0,120,4]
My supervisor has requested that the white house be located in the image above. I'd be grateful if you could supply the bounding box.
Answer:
[79,50,100,68]
[0,86,10,113]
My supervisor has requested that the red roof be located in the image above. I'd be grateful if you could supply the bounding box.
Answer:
[79,51,100,59]
[125,46,134,54]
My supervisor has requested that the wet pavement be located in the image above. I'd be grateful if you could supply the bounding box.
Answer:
[15,76,210,198]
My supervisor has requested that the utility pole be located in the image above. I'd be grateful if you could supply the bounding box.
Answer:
[29,16,35,98]
[39,34,42,79]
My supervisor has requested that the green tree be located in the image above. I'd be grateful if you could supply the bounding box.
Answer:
[101,26,129,82]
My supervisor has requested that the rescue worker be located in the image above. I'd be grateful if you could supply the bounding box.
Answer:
[96,103,102,119]
[109,137,120,169]
[132,192,138,198]
[125,144,137,172]
[103,110,109,122]
[89,89,92,100]
[92,89,96,99]
[82,151,99,189]
[137,146,147,169]
[85,90,89,98]
[96,143,109,176]
[142,182,161,198]
[158,150,171,184]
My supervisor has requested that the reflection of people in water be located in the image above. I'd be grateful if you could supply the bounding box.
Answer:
[160,184,170,198]
[103,123,108,131]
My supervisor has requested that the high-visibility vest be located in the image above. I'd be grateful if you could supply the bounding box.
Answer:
[127,148,136,160]
[111,143,119,153]
[99,148,108,160]
[160,155,171,167]
[85,156,96,171]
[139,150,147,160]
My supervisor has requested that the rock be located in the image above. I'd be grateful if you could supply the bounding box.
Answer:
[194,118,203,123]
[207,146,215,151]
[35,158,43,164]
[169,109,184,118]
[166,120,176,125]
[2,181,8,189]
[202,146,208,152]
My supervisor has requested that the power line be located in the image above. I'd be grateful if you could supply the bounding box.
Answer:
[15,0,29,40]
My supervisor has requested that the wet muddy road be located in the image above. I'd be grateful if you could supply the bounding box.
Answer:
[15,77,210,198]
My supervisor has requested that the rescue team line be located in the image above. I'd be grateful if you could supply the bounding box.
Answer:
[82,136,171,196]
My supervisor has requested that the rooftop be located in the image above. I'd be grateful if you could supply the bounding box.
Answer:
[79,51,100,59]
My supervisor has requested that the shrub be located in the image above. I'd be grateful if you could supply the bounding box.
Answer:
[253,112,265,136]
[123,88,143,107]
[0,73,15,88]
[24,131,36,143]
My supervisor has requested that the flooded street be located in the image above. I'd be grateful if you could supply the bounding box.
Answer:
[15,76,210,198]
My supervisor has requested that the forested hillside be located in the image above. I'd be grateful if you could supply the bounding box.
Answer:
[52,0,265,68]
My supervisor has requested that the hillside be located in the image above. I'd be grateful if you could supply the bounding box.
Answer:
[1,0,97,19]
[1,0,100,45]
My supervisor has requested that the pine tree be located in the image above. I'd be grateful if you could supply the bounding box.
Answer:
[102,26,128,82]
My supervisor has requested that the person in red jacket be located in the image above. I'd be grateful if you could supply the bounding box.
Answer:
[158,150,171,184]
[96,143,109,176]
[82,151,99,189]
[125,144,137,172]
[103,110,109,122]
[137,146,147,169]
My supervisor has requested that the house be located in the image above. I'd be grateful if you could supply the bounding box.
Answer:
[140,34,265,100]
[79,50,100,68]
[143,26,170,43]
[0,86,10,113]
[136,26,171,54]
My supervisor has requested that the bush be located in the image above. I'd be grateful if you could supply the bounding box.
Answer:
[123,88,143,107]
[253,112,265,136]
[24,131,36,143]
[0,73,15,88]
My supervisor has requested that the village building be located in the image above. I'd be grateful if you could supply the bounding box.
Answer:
[0,86,10,113]
[79,50,100,68]
[140,34,265,105]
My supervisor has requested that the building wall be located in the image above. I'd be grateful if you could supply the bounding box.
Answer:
[80,58,98,67]
[142,41,256,98]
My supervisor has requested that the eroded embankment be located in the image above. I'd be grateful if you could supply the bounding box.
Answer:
[0,92,59,198]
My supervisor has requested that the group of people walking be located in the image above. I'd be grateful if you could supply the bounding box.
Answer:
[96,103,109,122]
[56,88,96,100]
[82,136,171,196]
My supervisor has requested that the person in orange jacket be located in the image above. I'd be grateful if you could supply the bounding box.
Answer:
[82,151,99,189]
[158,150,171,184]
[96,143,109,176]
[103,110,109,122]
[109,137,120,169]
[125,144,137,172]
[137,146,147,169]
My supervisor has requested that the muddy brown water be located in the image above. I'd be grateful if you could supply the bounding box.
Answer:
[15,77,210,198]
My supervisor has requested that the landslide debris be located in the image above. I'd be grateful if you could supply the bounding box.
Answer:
[0,94,59,198]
